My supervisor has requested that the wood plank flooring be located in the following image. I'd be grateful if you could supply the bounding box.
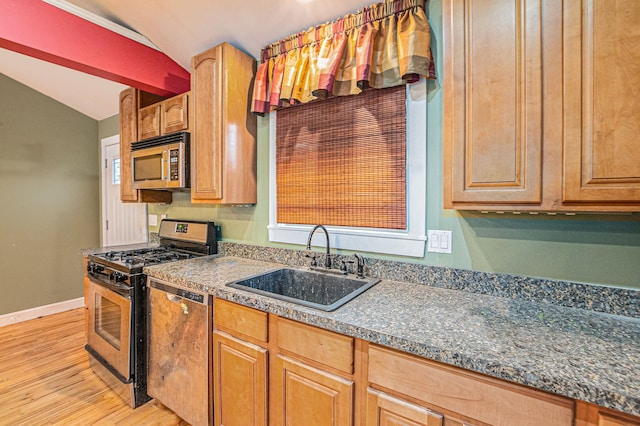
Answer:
[0,308,188,425]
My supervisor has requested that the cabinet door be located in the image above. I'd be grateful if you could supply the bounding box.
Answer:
[575,401,640,426]
[191,44,224,201]
[563,0,640,204]
[443,0,543,206]
[162,93,189,135]
[272,354,354,426]
[190,42,257,204]
[138,104,161,140]
[119,88,139,202]
[366,389,442,426]
[213,331,267,426]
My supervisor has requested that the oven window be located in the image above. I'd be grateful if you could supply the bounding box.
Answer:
[133,154,162,181]
[95,294,122,350]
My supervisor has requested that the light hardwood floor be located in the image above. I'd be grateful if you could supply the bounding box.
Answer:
[0,308,188,425]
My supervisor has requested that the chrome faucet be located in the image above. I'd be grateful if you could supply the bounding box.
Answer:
[306,225,332,269]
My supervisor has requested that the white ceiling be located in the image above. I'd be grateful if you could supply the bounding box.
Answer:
[1,0,374,121]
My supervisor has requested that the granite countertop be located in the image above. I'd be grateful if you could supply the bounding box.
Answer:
[145,255,640,417]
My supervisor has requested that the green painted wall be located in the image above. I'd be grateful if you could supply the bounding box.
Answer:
[98,114,119,140]
[0,73,100,315]
[147,0,639,290]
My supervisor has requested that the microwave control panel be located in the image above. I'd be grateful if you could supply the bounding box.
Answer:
[169,149,179,181]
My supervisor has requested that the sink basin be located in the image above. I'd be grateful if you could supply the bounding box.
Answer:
[226,268,380,311]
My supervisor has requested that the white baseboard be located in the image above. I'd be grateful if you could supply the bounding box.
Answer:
[0,297,85,327]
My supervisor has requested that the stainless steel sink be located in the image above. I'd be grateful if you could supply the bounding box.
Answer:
[226,268,380,311]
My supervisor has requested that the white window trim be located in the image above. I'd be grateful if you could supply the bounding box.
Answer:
[268,80,427,257]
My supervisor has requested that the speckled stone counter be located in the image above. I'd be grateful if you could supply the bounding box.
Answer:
[144,254,640,417]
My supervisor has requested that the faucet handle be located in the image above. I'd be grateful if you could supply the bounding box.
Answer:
[340,259,354,275]
[305,253,318,267]
[353,253,365,278]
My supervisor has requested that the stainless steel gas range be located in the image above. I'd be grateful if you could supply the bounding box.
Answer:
[85,219,217,408]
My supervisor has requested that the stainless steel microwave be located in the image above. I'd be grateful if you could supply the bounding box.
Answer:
[131,132,190,190]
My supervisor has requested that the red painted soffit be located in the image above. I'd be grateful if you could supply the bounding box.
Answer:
[0,0,190,96]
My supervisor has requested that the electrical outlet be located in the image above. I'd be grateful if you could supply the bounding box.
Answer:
[148,214,158,227]
[427,230,452,254]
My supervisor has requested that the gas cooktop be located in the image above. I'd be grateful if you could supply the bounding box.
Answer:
[88,219,218,275]
[92,247,197,268]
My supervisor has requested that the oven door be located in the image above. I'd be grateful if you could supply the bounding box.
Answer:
[87,279,132,380]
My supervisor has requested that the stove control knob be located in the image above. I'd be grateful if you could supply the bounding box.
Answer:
[112,272,128,284]
[91,264,104,274]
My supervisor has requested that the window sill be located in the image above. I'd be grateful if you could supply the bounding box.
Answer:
[268,224,426,257]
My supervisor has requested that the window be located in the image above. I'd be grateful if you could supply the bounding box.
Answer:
[112,158,121,185]
[268,80,427,257]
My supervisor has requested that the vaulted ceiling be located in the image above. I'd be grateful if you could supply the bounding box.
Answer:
[0,0,373,120]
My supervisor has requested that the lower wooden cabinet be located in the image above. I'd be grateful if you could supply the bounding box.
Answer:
[367,344,574,426]
[271,354,354,426]
[575,401,640,426]
[211,299,638,426]
[366,388,443,426]
[213,331,267,426]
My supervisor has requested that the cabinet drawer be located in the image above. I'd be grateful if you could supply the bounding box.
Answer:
[368,345,574,426]
[214,299,268,344]
[275,317,354,374]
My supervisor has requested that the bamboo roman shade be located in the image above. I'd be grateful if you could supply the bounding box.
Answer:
[252,0,435,115]
[276,85,407,229]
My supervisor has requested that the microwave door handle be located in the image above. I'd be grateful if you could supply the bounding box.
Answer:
[161,150,168,181]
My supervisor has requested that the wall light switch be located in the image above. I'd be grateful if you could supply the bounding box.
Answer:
[427,230,452,254]
[148,214,158,227]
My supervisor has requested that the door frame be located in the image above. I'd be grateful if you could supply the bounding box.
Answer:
[101,135,119,245]
[100,134,148,246]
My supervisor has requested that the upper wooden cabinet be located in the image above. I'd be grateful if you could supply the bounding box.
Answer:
[443,0,543,206]
[562,0,640,205]
[190,42,257,204]
[443,0,640,212]
[138,93,189,140]
[118,88,172,204]
[119,88,139,202]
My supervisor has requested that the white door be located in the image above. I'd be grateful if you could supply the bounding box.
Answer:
[101,135,148,246]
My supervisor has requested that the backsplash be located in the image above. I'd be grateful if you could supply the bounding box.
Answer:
[218,241,639,319]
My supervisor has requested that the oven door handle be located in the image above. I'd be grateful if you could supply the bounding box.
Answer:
[89,276,132,299]
[166,294,182,303]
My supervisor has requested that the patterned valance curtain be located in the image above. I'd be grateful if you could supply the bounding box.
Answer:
[251,0,435,115]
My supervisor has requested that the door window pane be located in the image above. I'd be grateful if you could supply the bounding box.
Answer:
[112,158,121,185]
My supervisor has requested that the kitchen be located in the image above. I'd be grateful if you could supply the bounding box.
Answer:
[1,0,639,425]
